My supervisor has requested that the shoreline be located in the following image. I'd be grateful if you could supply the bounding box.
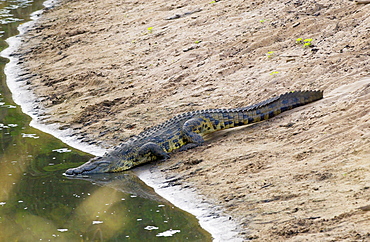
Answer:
[135,166,242,241]
[8,0,370,240]
[1,0,106,156]
[1,1,242,241]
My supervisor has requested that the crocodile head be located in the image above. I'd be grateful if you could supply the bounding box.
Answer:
[65,156,113,176]
[65,142,154,176]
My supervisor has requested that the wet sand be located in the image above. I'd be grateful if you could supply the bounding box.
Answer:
[13,0,370,240]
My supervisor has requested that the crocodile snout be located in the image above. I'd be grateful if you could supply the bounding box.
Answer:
[64,157,111,176]
[65,167,82,176]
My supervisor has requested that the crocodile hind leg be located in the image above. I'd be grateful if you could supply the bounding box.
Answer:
[138,142,170,160]
[179,118,205,151]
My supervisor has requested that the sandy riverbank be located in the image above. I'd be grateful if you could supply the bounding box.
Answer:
[13,0,370,240]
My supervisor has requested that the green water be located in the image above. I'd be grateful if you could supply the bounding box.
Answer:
[0,1,211,241]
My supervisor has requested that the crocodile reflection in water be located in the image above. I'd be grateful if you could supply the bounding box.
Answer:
[66,172,169,203]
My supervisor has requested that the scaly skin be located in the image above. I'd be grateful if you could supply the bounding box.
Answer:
[65,90,323,175]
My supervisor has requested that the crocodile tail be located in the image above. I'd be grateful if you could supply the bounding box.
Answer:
[238,90,323,124]
[196,90,323,133]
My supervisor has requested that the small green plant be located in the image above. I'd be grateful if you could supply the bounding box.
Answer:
[194,40,202,44]
[303,38,313,48]
[209,0,216,3]
[270,71,280,75]
[259,19,267,23]
[296,37,313,48]
[147,27,153,34]
[267,51,275,58]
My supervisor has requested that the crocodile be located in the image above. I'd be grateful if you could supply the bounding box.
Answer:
[65,90,323,176]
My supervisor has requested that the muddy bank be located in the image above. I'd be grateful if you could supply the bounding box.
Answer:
[15,0,370,240]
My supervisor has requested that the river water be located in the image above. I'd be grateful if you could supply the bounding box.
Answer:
[0,0,211,240]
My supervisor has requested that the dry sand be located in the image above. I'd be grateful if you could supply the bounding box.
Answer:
[14,0,370,240]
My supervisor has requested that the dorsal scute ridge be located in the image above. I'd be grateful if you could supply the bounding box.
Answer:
[239,95,280,112]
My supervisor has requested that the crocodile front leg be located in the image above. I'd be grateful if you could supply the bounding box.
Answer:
[138,142,170,160]
[179,118,205,151]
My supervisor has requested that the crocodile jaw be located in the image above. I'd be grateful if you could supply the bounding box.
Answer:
[65,157,111,176]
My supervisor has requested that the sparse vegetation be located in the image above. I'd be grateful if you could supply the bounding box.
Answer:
[296,37,313,48]
[267,51,275,58]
